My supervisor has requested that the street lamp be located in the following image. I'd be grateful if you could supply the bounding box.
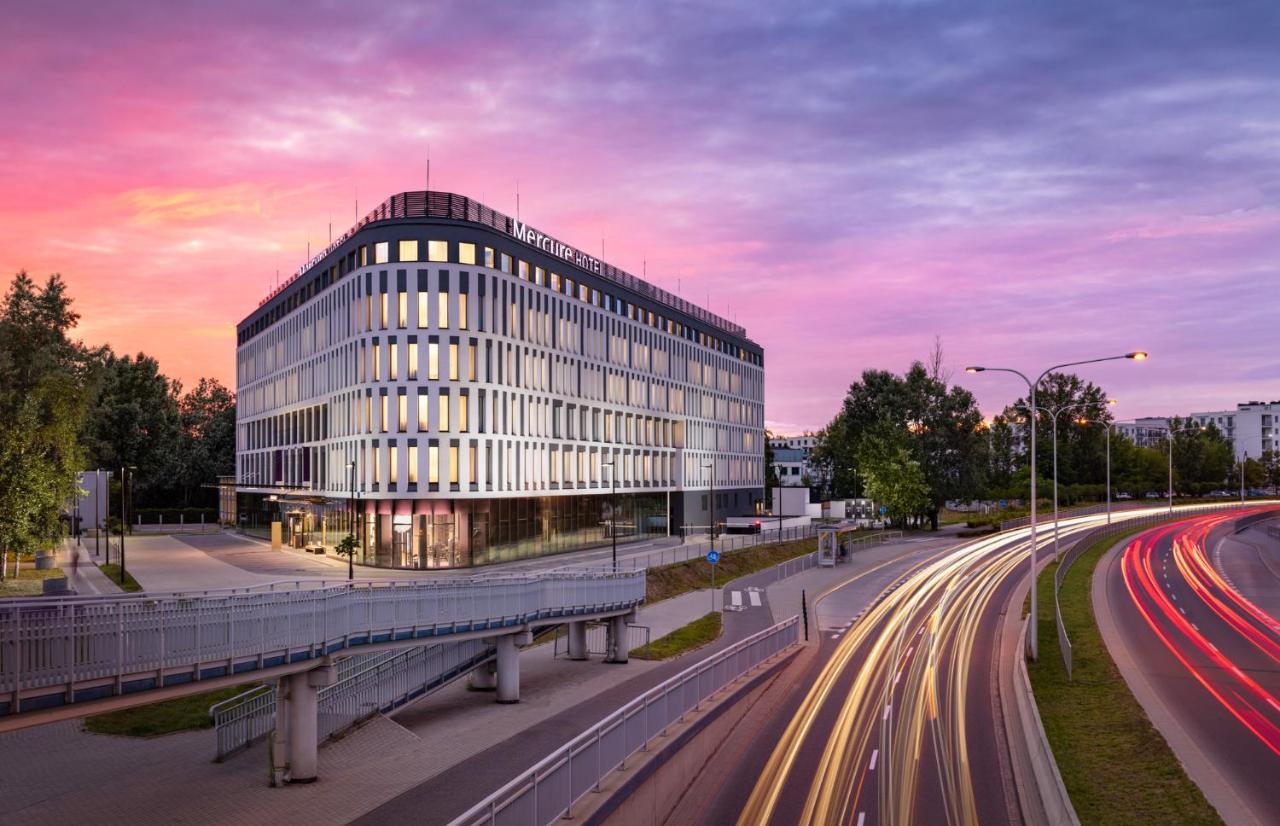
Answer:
[120,465,137,586]
[346,460,357,581]
[965,351,1146,661]
[703,461,716,553]
[603,458,618,571]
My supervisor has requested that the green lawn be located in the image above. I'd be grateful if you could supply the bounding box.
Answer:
[631,612,723,660]
[0,552,65,597]
[1027,528,1222,824]
[645,537,819,603]
[85,683,261,737]
[97,563,143,592]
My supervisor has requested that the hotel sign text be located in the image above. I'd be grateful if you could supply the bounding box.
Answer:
[512,221,602,274]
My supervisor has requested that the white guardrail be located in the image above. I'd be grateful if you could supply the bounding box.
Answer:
[0,568,643,717]
[451,615,802,826]
[620,524,905,571]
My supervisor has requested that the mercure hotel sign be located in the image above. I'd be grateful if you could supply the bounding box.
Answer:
[511,221,602,274]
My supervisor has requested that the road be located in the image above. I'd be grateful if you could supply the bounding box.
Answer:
[695,507,1206,826]
[1099,509,1280,824]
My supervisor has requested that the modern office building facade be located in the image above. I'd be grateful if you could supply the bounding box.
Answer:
[235,191,765,569]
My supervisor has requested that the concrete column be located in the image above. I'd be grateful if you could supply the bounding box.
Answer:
[496,634,520,703]
[469,661,497,691]
[605,615,629,664]
[285,671,319,783]
[567,621,588,660]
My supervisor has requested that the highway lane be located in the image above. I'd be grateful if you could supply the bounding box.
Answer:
[1103,509,1280,824]
[722,507,1205,826]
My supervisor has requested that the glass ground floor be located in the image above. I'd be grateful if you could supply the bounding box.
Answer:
[237,491,671,569]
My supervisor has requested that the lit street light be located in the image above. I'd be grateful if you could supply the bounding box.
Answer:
[965,351,1146,660]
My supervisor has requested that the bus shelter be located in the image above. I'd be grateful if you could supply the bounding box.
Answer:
[817,520,863,567]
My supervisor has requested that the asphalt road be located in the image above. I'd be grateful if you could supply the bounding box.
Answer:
[1100,510,1280,824]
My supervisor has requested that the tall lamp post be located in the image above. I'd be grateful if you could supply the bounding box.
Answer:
[120,465,137,585]
[966,352,1146,660]
[1241,452,1248,504]
[703,461,716,554]
[94,468,102,558]
[346,460,357,580]
[603,458,618,571]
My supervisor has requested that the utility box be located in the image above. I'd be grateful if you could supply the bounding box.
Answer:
[770,486,811,517]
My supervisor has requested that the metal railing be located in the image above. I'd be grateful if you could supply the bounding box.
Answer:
[1,568,644,717]
[1052,502,1278,679]
[552,624,651,660]
[1001,500,1149,532]
[620,525,905,573]
[451,615,801,826]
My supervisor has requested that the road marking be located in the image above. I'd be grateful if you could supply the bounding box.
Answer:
[857,813,866,826]
[1192,623,1199,631]
[830,634,841,639]
[730,591,742,607]
[884,704,892,721]
[749,590,762,607]
[869,748,879,770]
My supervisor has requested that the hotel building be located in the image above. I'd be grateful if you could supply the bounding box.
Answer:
[235,192,765,568]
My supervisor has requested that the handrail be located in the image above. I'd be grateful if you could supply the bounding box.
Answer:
[451,615,801,826]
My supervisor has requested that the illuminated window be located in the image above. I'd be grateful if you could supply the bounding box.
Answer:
[389,342,399,380]
[372,342,382,380]
[375,242,389,264]
[484,247,495,268]
[551,272,561,291]
[428,445,439,484]
[468,443,477,484]
[380,293,388,329]
[534,267,545,286]
[459,393,469,432]
[408,445,418,484]
[449,445,459,484]
[428,341,439,380]
[389,445,398,484]
[380,395,389,432]
[417,394,429,430]
[467,343,477,380]
[459,243,476,265]
[398,240,419,262]
[428,240,448,262]
[408,342,418,379]
[438,292,449,328]
[448,342,459,380]
[360,245,368,266]
[372,446,380,484]
[397,292,407,328]
[397,394,407,432]
[518,260,530,280]
[439,394,450,432]
[417,292,428,328]
[458,293,468,329]
[500,253,512,274]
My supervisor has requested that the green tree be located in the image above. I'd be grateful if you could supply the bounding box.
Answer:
[764,430,780,508]
[177,378,236,506]
[860,445,931,529]
[0,272,101,578]
[1261,450,1280,495]
[83,352,182,507]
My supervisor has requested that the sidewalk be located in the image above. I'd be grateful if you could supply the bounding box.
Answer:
[56,541,121,596]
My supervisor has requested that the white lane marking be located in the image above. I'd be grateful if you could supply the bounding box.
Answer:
[869,749,879,771]
[1192,623,1200,631]
[857,814,866,826]
[830,634,841,639]
[730,591,742,607]
[884,704,892,721]
[749,590,762,607]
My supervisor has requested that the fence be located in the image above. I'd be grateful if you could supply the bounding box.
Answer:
[1,567,643,717]
[451,615,802,826]
[1053,502,1278,680]
[1001,500,1149,532]
[552,624,651,660]
[619,525,905,573]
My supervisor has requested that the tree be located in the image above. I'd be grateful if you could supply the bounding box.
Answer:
[0,272,102,578]
[177,378,236,506]
[1261,450,1280,495]
[82,352,182,507]
[764,430,780,509]
[860,445,931,529]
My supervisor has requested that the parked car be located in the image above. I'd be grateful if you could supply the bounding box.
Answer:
[1116,492,1133,500]
[1207,490,1230,498]
[1144,492,1162,499]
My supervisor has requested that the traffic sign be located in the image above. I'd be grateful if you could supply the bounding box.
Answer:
[999,499,1008,509]
[706,550,720,565]
[879,505,887,516]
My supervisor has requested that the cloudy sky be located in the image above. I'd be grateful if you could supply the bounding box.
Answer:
[2,0,1277,432]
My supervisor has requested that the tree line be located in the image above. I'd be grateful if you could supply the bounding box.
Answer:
[808,341,1280,530]
[0,272,235,576]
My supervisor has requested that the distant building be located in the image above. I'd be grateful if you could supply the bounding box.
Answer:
[1187,402,1277,461]
[769,434,822,488]
[1114,417,1171,448]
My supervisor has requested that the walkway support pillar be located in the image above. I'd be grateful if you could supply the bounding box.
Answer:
[605,615,629,664]
[496,633,522,703]
[568,621,588,660]
[280,661,336,784]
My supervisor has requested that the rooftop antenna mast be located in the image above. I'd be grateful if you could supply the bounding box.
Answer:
[516,180,520,221]
[426,144,431,194]
[328,212,332,245]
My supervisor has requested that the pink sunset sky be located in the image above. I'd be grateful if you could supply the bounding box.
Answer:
[2,1,1277,434]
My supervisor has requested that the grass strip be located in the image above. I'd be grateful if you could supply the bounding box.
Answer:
[84,683,261,737]
[97,563,143,592]
[631,612,722,660]
[1027,527,1222,825]
[0,552,66,596]
[645,537,819,603]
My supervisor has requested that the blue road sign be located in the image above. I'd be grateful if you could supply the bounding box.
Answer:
[1000,499,1008,509]
[879,505,887,516]
[706,550,720,564]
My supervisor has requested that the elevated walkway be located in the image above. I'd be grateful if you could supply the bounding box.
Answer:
[0,567,644,734]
